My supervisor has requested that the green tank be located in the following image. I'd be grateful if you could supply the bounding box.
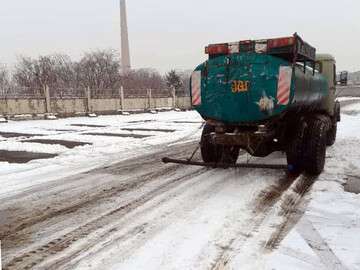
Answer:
[193,53,331,124]
[190,34,340,175]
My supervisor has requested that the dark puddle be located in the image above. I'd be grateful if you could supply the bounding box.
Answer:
[83,133,151,139]
[22,139,91,149]
[344,175,360,194]
[70,124,109,128]
[0,150,57,164]
[0,132,43,138]
[122,128,176,133]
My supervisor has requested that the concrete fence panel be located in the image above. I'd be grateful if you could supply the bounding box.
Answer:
[51,98,87,116]
[0,96,192,118]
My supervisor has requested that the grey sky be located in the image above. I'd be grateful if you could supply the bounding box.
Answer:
[1,0,359,73]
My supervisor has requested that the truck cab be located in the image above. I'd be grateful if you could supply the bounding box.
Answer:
[339,71,349,86]
[316,54,337,116]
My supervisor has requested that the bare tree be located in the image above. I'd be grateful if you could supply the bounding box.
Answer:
[75,50,121,95]
[0,64,11,96]
[13,54,80,96]
[121,68,165,92]
[9,49,190,98]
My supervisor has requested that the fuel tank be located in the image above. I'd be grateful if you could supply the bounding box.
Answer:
[191,52,329,124]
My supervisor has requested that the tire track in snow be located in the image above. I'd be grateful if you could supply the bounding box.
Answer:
[1,141,200,267]
[211,174,315,270]
[0,141,198,244]
[46,169,241,270]
[3,168,208,270]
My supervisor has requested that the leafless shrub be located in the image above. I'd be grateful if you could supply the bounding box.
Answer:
[75,50,121,96]
[3,49,193,98]
[121,68,165,91]
[0,64,11,95]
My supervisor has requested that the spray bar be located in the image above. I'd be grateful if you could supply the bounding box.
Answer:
[162,157,288,170]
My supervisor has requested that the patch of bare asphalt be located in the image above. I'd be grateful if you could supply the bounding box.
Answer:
[83,132,151,139]
[0,132,44,138]
[172,121,204,124]
[342,110,360,116]
[127,120,156,124]
[343,174,360,194]
[49,129,80,132]
[122,128,176,133]
[0,150,57,163]
[22,139,91,149]
[70,124,109,128]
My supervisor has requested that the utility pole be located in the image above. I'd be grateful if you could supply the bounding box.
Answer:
[120,0,131,74]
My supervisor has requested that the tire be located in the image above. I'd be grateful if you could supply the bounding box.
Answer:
[303,118,327,175]
[327,101,340,146]
[221,145,240,165]
[200,124,239,164]
[326,120,337,146]
[200,124,221,163]
[286,122,306,173]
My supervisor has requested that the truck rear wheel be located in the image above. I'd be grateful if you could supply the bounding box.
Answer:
[286,122,306,173]
[200,124,239,164]
[326,120,337,146]
[304,118,327,175]
[327,101,340,146]
[221,146,240,165]
[200,124,221,163]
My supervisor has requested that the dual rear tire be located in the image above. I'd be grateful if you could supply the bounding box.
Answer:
[201,116,333,175]
[286,117,330,175]
[200,124,239,165]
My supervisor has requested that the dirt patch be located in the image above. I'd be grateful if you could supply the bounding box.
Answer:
[22,139,91,149]
[344,175,360,194]
[83,133,151,139]
[0,132,43,138]
[122,128,176,133]
[0,150,57,163]
[70,124,108,128]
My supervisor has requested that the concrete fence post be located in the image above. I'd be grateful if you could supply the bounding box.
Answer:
[86,86,91,113]
[44,85,51,113]
[172,87,176,109]
[147,88,152,110]
[119,86,125,111]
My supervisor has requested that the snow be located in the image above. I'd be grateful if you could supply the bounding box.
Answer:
[0,111,204,199]
[1,101,360,269]
[265,102,360,270]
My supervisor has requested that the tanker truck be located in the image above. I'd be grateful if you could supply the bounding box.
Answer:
[340,71,348,86]
[164,34,340,175]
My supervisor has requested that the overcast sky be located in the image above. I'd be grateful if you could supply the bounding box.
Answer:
[0,0,359,73]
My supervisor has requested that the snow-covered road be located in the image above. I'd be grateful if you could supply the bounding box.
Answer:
[0,101,359,270]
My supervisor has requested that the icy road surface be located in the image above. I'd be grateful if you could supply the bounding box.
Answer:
[0,103,359,270]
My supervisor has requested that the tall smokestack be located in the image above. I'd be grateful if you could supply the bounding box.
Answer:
[120,0,131,73]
